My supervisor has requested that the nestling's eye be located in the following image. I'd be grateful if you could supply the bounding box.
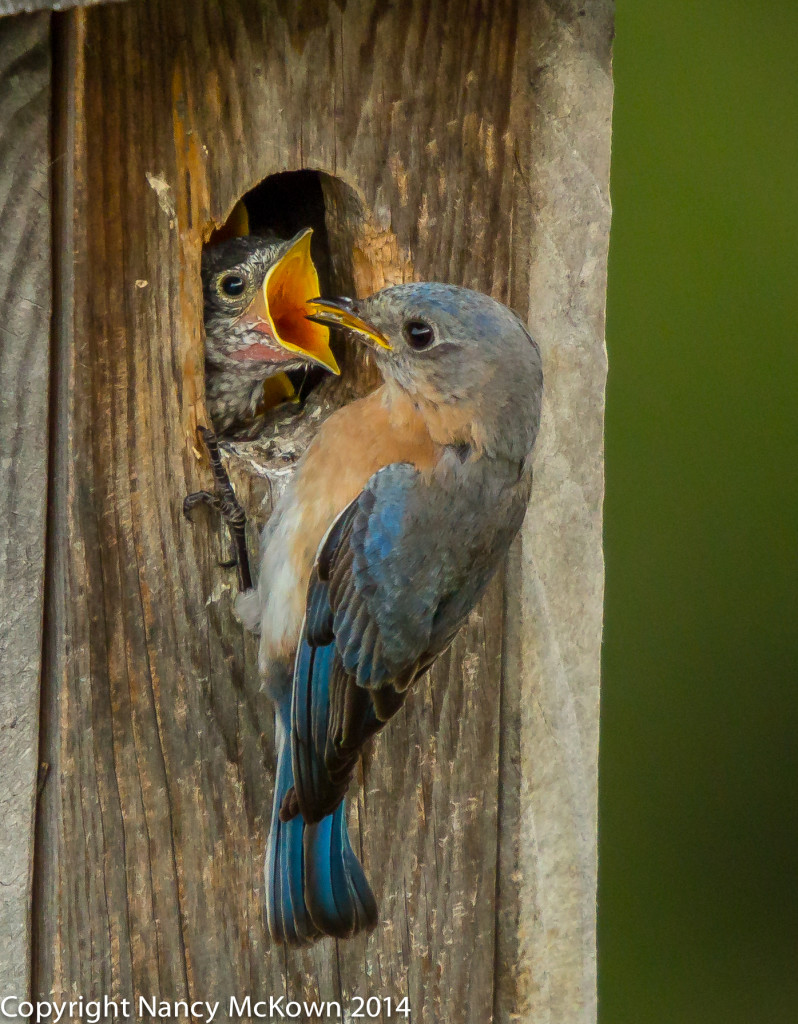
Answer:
[219,273,246,297]
[404,319,435,350]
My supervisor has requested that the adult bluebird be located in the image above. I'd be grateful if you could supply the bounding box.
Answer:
[235,282,544,943]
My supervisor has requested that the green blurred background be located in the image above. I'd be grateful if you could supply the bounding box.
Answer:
[599,2,798,1021]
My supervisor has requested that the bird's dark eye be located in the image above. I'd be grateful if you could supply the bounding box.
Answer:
[220,273,246,297]
[404,319,435,350]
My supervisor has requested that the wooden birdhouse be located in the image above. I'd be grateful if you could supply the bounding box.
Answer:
[0,1,613,1021]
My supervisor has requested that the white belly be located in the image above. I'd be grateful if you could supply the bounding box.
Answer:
[255,500,308,671]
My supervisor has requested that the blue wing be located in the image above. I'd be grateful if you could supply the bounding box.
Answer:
[288,463,449,826]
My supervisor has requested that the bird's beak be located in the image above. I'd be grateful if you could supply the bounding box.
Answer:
[305,297,392,351]
[245,229,340,375]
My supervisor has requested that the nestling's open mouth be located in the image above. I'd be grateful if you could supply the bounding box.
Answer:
[262,229,340,374]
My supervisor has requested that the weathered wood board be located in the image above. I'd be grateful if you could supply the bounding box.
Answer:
[30,2,613,1022]
[0,12,51,1015]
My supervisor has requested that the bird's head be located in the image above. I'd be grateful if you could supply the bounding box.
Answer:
[307,283,543,460]
[201,229,339,380]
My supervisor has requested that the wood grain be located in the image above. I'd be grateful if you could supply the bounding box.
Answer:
[0,12,50,1013]
[0,1,124,17]
[32,2,613,1021]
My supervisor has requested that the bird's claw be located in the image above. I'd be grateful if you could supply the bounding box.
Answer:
[183,489,222,523]
[185,427,253,592]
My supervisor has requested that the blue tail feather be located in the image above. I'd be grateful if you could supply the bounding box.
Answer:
[264,673,377,945]
[303,810,351,936]
[335,801,378,932]
[265,699,318,945]
[303,801,378,937]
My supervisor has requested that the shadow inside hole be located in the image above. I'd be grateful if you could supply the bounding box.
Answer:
[241,170,335,402]
[244,170,333,291]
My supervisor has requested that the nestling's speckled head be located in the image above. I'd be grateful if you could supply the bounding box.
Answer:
[202,235,283,334]
[201,230,338,378]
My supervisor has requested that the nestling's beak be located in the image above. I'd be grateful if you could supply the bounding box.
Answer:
[305,297,392,351]
[245,229,340,374]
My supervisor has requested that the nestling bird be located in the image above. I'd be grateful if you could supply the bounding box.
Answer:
[234,282,544,944]
[202,228,339,437]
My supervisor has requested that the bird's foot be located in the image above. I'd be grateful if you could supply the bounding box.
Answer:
[184,426,253,591]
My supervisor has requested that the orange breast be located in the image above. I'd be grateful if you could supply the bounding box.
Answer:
[289,384,440,601]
